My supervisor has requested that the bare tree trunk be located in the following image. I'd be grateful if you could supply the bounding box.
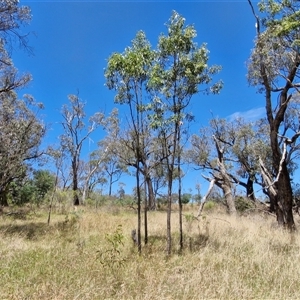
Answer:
[197,178,215,218]
[146,174,156,210]
[73,184,80,205]
[223,185,236,215]
[136,163,142,254]
[167,178,172,256]
[246,176,255,201]
[178,157,183,253]
[72,160,80,206]
[277,163,294,229]
[178,127,183,253]
[214,135,236,215]
[144,178,148,245]
[108,173,113,197]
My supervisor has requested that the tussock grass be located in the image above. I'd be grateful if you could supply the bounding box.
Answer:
[1,206,300,299]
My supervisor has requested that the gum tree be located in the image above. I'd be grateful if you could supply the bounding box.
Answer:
[59,94,105,206]
[248,0,300,229]
[105,31,155,253]
[148,11,223,254]
[0,1,40,206]
[0,94,45,206]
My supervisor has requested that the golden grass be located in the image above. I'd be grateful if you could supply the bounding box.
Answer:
[1,205,300,299]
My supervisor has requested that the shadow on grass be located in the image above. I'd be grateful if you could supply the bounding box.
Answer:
[0,217,76,240]
[0,221,52,240]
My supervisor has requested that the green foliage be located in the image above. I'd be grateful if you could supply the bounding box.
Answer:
[148,11,223,130]
[32,170,56,201]
[204,200,217,211]
[0,93,45,206]
[184,213,196,233]
[192,194,202,204]
[235,196,255,213]
[10,181,36,205]
[105,30,154,105]
[63,211,81,231]
[9,169,55,205]
[182,193,192,204]
[97,225,126,271]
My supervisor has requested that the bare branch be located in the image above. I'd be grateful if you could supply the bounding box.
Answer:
[197,177,216,218]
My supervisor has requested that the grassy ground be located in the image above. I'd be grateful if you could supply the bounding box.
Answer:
[1,204,300,299]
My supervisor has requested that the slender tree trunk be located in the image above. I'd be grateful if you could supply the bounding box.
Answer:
[144,178,148,245]
[135,124,142,253]
[167,174,172,256]
[178,128,183,253]
[136,163,142,254]
[108,173,113,197]
[178,170,183,253]
[72,160,80,206]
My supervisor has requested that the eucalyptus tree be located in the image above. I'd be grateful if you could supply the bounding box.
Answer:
[230,118,272,201]
[0,93,45,206]
[81,146,108,204]
[103,118,157,208]
[0,1,43,206]
[148,11,223,254]
[248,0,300,229]
[189,116,275,212]
[59,94,105,206]
[0,0,32,95]
[189,119,237,215]
[105,31,155,253]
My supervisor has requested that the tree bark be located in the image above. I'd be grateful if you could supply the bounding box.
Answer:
[72,160,80,206]
[0,187,9,206]
[145,171,156,210]
[223,185,236,215]
[213,135,236,215]
[246,176,255,201]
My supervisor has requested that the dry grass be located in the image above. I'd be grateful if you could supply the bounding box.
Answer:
[1,205,300,299]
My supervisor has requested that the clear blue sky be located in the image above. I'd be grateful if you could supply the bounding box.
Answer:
[13,0,264,196]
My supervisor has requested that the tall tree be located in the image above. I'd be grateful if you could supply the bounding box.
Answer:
[59,94,105,206]
[0,1,40,206]
[248,0,300,229]
[0,1,32,95]
[0,93,45,206]
[148,11,223,254]
[105,31,155,253]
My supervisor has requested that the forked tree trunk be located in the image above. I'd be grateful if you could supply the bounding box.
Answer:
[247,0,296,230]
[213,136,236,215]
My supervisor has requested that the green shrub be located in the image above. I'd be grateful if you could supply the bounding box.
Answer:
[204,200,216,211]
[235,196,255,213]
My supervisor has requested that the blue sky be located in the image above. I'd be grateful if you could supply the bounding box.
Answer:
[13,0,264,196]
